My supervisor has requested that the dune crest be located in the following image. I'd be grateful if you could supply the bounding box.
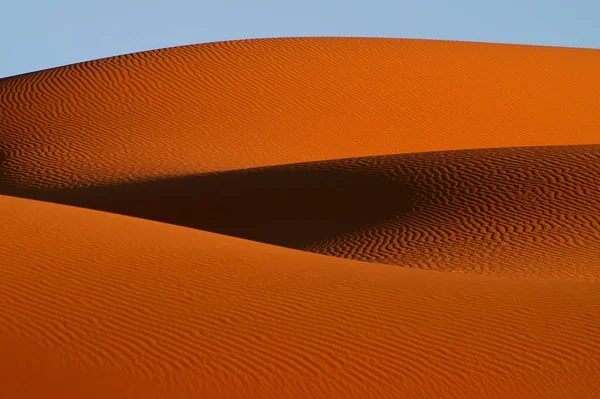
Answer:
[2,38,600,189]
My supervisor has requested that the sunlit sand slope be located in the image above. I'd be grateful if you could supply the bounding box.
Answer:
[4,144,600,281]
[2,38,600,189]
[1,195,599,399]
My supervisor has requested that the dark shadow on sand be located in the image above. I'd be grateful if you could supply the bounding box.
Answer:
[0,160,415,249]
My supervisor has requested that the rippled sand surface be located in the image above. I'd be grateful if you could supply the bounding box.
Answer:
[2,38,599,398]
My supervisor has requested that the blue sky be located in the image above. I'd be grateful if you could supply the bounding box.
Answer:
[1,0,599,78]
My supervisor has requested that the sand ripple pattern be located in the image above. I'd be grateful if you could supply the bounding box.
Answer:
[2,38,600,397]
[2,38,600,189]
[5,145,600,281]
[303,145,600,280]
[2,195,600,398]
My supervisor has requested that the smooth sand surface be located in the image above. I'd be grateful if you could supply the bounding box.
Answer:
[1,38,600,397]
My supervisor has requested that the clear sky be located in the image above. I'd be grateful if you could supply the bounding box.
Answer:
[1,0,599,78]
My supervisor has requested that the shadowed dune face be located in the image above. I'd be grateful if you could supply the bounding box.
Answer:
[4,144,600,280]
[1,166,414,248]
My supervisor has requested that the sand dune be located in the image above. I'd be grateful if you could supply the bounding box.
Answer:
[1,37,600,397]
[2,194,600,398]
[304,145,600,279]
[1,38,600,189]
[4,144,600,281]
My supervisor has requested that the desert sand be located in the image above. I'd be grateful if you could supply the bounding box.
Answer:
[1,37,599,398]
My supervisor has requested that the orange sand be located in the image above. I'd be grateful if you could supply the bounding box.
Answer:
[1,38,600,398]
[2,38,600,188]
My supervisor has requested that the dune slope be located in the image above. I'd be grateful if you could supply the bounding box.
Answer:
[2,38,600,189]
[3,144,600,281]
[2,194,600,398]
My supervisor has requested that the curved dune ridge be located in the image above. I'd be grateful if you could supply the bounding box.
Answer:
[1,37,600,397]
[2,37,600,188]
